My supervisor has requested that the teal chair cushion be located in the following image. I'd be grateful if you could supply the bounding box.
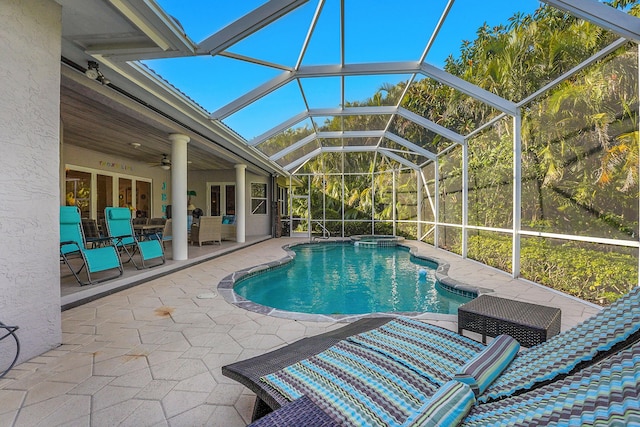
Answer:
[453,334,519,396]
[402,380,476,427]
[84,246,121,273]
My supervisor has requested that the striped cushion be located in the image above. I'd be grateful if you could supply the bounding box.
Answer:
[347,317,485,385]
[261,341,438,426]
[481,286,640,402]
[463,341,640,426]
[402,380,475,427]
[453,335,519,396]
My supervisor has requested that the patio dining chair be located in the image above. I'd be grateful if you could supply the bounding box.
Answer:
[104,207,165,269]
[60,206,123,286]
[81,218,102,248]
[223,287,640,424]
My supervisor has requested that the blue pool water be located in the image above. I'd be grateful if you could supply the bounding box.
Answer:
[234,243,472,315]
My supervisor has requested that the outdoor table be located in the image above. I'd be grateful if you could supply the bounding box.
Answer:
[458,294,561,347]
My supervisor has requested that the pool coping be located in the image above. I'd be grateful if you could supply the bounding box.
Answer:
[217,239,494,323]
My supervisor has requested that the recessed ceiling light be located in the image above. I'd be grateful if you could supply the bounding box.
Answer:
[130,142,141,148]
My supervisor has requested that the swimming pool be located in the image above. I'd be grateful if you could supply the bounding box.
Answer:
[233,242,473,315]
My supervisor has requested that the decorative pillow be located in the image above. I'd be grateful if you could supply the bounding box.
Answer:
[453,334,520,396]
[402,380,476,427]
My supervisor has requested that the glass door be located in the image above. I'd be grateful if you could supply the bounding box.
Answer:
[208,183,235,216]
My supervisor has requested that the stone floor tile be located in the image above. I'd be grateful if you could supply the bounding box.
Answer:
[166,404,218,427]
[14,395,89,427]
[91,399,154,427]
[161,389,210,418]
[92,385,141,411]
[206,382,245,406]
[68,375,114,395]
[149,358,209,381]
[207,405,247,427]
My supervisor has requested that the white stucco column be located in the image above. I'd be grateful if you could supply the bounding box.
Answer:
[0,0,62,362]
[235,164,247,243]
[169,133,190,260]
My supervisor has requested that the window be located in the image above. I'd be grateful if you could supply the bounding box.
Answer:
[251,183,267,215]
[65,166,152,219]
[278,185,288,217]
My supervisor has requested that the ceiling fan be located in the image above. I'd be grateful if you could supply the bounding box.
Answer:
[149,154,171,170]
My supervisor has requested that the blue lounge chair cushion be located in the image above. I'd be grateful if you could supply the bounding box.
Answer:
[453,335,519,396]
[401,380,475,427]
[83,246,121,273]
[137,239,163,261]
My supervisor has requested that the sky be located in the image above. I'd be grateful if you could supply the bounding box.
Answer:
[146,0,541,141]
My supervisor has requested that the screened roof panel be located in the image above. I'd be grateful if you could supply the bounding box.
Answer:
[257,120,315,157]
[401,75,503,136]
[146,0,640,174]
[226,1,317,68]
[343,115,392,131]
[343,0,447,63]
[425,0,541,67]
[156,0,269,43]
[275,140,321,167]
[344,74,410,106]
[343,136,379,147]
[388,116,456,154]
[223,80,307,140]
[311,116,336,132]
[299,77,342,109]
[144,55,282,113]
[299,0,342,66]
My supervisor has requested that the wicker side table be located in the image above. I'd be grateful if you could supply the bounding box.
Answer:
[458,295,561,347]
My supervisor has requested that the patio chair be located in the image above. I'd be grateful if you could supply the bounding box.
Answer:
[60,206,123,286]
[81,218,102,248]
[222,287,640,423]
[149,218,172,249]
[104,207,165,269]
[190,215,222,246]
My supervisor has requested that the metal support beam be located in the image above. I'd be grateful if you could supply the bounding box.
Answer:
[420,63,518,115]
[462,140,468,258]
[512,111,522,278]
[542,0,640,43]
[197,0,309,54]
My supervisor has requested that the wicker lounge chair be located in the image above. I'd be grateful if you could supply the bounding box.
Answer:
[60,206,123,286]
[222,287,640,424]
[191,215,222,246]
[104,207,165,269]
[249,338,640,426]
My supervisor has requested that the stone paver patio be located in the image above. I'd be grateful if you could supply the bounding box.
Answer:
[1,238,601,426]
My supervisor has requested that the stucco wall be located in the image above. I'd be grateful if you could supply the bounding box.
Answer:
[0,0,63,362]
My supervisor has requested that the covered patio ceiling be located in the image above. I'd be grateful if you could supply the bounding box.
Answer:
[59,0,640,175]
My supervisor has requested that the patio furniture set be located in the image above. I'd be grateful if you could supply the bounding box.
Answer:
[60,206,166,286]
[223,287,640,426]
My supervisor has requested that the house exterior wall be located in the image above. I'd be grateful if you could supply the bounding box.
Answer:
[0,0,63,361]
[188,169,272,237]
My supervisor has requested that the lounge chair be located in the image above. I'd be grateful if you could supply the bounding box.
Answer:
[104,207,165,269]
[249,338,640,426]
[222,287,640,424]
[190,215,222,246]
[60,206,123,286]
